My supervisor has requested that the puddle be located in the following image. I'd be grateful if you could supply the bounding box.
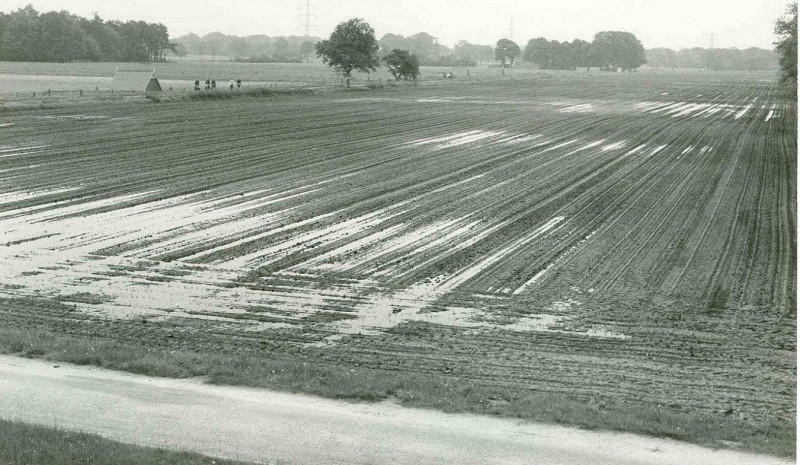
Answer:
[408,130,506,149]
[1,176,627,343]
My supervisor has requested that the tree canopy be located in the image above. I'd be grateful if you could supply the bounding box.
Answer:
[0,5,175,62]
[523,38,593,70]
[299,40,315,62]
[315,18,380,87]
[494,38,521,71]
[377,33,452,66]
[774,2,798,87]
[453,40,494,64]
[178,30,492,67]
[591,31,646,71]
[172,33,320,63]
[646,47,777,71]
[381,49,420,81]
[519,32,775,73]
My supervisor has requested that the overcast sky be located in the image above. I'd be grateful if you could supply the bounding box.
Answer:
[2,1,791,50]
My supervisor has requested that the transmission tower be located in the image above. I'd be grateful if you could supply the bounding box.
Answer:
[709,30,715,49]
[297,0,318,37]
[507,16,514,41]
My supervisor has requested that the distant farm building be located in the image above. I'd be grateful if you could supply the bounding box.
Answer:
[112,69,162,92]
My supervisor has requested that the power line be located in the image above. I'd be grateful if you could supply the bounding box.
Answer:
[297,0,318,37]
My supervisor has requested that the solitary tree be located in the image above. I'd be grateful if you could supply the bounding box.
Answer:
[382,49,420,80]
[494,38,520,74]
[315,18,379,87]
[774,2,797,88]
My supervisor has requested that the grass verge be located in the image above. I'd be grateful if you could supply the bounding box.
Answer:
[0,326,793,458]
[145,87,313,103]
[0,419,255,465]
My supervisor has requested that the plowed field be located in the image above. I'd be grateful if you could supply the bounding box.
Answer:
[0,71,795,427]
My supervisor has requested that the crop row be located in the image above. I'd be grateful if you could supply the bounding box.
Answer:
[0,71,794,422]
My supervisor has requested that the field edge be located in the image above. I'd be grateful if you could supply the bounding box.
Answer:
[0,418,256,465]
[0,324,793,458]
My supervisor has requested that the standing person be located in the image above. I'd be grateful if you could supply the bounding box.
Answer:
[194,80,200,91]
[236,79,241,89]
[205,78,210,90]
[229,79,235,90]
[211,79,216,89]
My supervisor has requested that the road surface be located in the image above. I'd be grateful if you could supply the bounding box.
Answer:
[0,355,790,465]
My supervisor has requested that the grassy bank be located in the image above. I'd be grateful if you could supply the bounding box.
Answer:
[1,79,407,110]
[0,419,254,465]
[0,326,793,458]
[144,86,315,103]
[1,86,316,111]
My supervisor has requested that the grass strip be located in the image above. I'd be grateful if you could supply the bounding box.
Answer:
[145,87,314,103]
[0,418,254,465]
[0,326,793,458]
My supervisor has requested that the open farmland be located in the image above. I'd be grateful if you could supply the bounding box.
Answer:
[0,60,509,95]
[0,71,795,448]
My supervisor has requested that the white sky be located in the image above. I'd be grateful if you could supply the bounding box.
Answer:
[2,0,790,50]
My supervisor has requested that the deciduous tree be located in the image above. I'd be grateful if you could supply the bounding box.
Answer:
[774,2,797,87]
[494,38,520,74]
[0,6,176,63]
[316,18,379,87]
[591,31,646,71]
[382,49,420,81]
[2,5,41,61]
[523,37,551,68]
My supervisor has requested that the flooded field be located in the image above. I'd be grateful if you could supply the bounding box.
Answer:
[0,71,795,433]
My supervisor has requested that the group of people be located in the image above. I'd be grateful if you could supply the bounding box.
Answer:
[193,79,242,91]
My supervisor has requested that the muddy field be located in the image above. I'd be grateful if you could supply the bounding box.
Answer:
[0,71,795,428]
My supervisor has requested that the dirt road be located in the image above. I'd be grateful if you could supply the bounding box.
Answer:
[0,355,789,465]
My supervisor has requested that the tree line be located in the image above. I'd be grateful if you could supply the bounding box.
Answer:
[174,28,780,74]
[377,33,494,66]
[315,20,644,86]
[774,2,797,88]
[172,32,320,62]
[314,19,499,85]
[1,2,789,81]
[487,32,646,72]
[171,31,494,66]
[0,5,175,62]
[645,47,777,71]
